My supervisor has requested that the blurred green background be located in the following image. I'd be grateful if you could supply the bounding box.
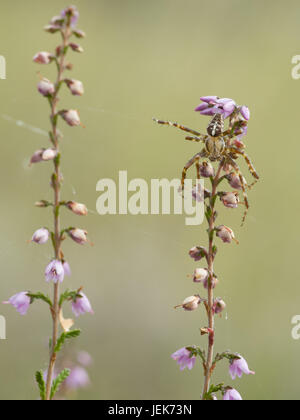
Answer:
[0,0,299,400]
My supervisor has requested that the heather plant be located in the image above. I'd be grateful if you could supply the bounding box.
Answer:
[3,6,93,401]
[154,96,259,400]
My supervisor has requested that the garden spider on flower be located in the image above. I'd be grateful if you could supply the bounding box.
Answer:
[153,108,259,225]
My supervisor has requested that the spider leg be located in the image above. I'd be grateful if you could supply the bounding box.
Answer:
[227,157,249,226]
[181,151,205,194]
[229,147,259,181]
[185,135,207,143]
[153,118,202,137]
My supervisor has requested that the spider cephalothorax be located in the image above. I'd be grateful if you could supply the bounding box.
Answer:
[153,112,259,225]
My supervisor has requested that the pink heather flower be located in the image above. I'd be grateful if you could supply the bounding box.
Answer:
[68,228,88,245]
[32,228,49,244]
[240,105,250,121]
[3,292,31,316]
[233,138,245,149]
[45,260,65,284]
[65,367,90,390]
[72,293,94,317]
[61,5,79,27]
[63,261,72,277]
[61,109,81,127]
[216,225,237,244]
[223,388,243,401]
[67,201,88,216]
[229,355,255,380]
[33,52,53,64]
[171,347,196,371]
[189,246,206,262]
[221,192,239,209]
[193,268,209,283]
[77,351,93,367]
[67,79,84,96]
[195,96,236,118]
[38,78,55,97]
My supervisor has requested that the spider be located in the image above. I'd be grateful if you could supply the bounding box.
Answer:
[153,113,259,225]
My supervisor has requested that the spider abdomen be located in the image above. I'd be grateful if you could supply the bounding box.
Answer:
[205,137,225,161]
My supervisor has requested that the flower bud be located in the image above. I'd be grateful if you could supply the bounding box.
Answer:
[227,173,244,190]
[44,25,61,34]
[240,105,250,121]
[42,148,57,161]
[38,78,55,97]
[67,201,88,216]
[35,200,51,208]
[176,295,201,311]
[32,228,49,244]
[216,225,238,244]
[68,228,88,245]
[33,52,53,64]
[66,79,84,96]
[73,29,86,38]
[213,298,226,314]
[61,5,79,26]
[50,15,65,26]
[30,149,44,165]
[69,43,84,53]
[221,192,239,209]
[203,275,218,289]
[61,109,81,127]
[189,246,207,262]
[199,161,215,178]
[193,268,209,283]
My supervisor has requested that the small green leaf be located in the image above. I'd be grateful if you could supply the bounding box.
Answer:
[35,370,46,401]
[50,369,70,400]
[59,290,81,307]
[54,329,81,353]
[28,292,52,307]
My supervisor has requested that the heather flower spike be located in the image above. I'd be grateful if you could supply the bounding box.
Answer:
[4,6,92,401]
[154,96,258,400]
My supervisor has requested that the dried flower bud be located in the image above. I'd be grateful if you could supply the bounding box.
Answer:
[30,149,44,165]
[227,173,244,190]
[35,200,51,208]
[67,201,88,216]
[38,78,55,97]
[50,15,65,26]
[69,43,84,53]
[176,295,201,311]
[199,161,215,178]
[32,228,49,244]
[68,228,88,245]
[216,225,238,244]
[233,138,245,149]
[221,192,239,209]
[44,24,61,34]
[203,275,218,289]
[73,29,86,38]
[193,268,209,283]
[61,109,81,127]
[42,148,57,161]
[66,79,84,96]
[33,52,53,64]
[213,298,226,314]
[189,246,207,262]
